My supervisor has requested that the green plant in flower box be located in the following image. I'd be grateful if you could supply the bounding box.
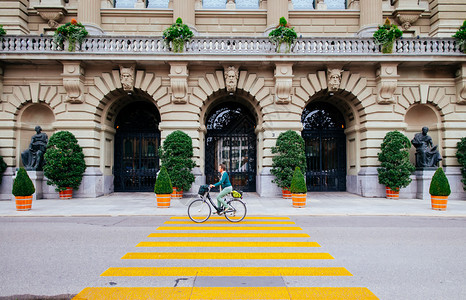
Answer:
[429,168,451,196]
[163,17,193,53]
[373,18,403,54]
[154,166,173,195]
[453,20,466,53]
[268,17,298,53]
[53,18,88,52]
[289,167,307,194]
[12,167,35,197]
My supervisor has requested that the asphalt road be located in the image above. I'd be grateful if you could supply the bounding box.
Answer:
[0,216,465,300]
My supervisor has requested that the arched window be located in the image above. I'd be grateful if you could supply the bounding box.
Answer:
[292,0,315,10]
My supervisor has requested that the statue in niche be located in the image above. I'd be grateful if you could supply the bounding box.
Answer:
[224,66,239,93]
[411,127,443,168]
[328,68,343,92]
[21,126,48,171]
[120,65,135,92]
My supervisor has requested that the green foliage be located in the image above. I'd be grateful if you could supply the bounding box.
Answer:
[377,131,415,192]
[0,156,7,184]
[53,19,88,52]
[162,17,194,53]
[271,130,306,189]
[268,17,298,53]
[289,167,307,194]
[0,25,6,36]
[159,130,196,192]
[456,137,466,190]
[453,20,466,53]
[373,18,403,53]
[154,166,173,194]
[43,131,86,192]
[12,167,35,197]
[429,167,451,196]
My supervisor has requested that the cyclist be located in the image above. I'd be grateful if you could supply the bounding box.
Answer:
[209,164,232,214]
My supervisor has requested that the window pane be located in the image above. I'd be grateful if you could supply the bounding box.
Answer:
[203,0,226,9]
[326,0,346,9]
[115,0,137,8]
[236,0,259,9]
[147,0,169,8]
[292,0,314,10]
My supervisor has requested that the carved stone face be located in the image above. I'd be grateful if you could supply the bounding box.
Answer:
[225,67,238,92]
[328,69,343,92]
[120,66,135,91]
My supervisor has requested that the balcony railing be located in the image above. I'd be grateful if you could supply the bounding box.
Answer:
[0,35,462,55]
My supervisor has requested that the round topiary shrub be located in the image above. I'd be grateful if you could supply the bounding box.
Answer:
[43,131,86,192]
[456,137,466,191]
[0,155,7,185]
[271,130,306,189]
[12,167,35,197]
[289,166,307,194]
[429,167,451,196]
[154,166,173,194]
[377,131,415,192]
[159,130,196,192]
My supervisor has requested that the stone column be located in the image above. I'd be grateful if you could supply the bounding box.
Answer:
[77,0,104,35]
[357,0,383,37]
[267,0,289,30]
[173,0,196,28]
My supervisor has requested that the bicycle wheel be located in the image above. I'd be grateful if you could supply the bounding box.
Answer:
[224,199,247,222]
[188,199,211,223]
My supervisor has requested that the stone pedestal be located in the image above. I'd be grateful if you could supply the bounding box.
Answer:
[257,167,281,197]
[0,167,15,200]
[415,168,436,200]
[26,171,44,201]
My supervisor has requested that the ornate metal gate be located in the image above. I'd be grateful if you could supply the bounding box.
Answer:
[114,102,160,192]
[302,102,346,191]
[205,102,256,192]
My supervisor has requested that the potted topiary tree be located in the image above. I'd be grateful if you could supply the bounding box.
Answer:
[429,167,451,211]
[43,131,86,199]
[289,166,307,208]
[268,17,298,53]
[159,130,196,199]
[154,166,173,208]
[373,18,403,54]
[0,155,7,185]
[377,131,415,199]
[53,18,88,52]
[163,17,194,53]
[12,167,35,211]
[453,20,466,53]
[271,130,306,200]
[456,137,466,191]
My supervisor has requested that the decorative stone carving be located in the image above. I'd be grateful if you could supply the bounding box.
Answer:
[62,62,85,104]
[35,1,68,29]
[376,63,398,104]
[169,62,188,104]
[226,0,236,9]
[274,63,293,104]
[119,65,135,92]
[224,66,239,93]
[316,0,327,10]
[455,64,466,105]
[392,0,425,31]
[327,68,343,92]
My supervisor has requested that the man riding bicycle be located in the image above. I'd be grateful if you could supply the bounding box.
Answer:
[209,164,232,214]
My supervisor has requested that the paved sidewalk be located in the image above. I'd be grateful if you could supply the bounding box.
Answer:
[1,192,466,217]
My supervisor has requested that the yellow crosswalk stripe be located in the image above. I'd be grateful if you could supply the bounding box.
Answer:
[101,267,351,277]
[157,226,302,231]
[165,221,296,225]
[170,216,291,220]
[147,232,311,238]
[122,252,334,260]
[136,241,320,247]
[74,287,379,300]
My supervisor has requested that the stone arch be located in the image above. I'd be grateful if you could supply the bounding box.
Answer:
[401,85,453,120]
[10,83,61,121]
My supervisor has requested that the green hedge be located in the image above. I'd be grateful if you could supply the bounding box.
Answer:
[456,137,466,191]
[0,156,7,184]
[154,166,173,194]
[289,167,307,194]
[12,167,35,197]
[429,168,451,196]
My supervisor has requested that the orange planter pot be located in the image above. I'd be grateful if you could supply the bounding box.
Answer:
[171,187,183,199]
[59,187,73,200]
[15,195,33,211]
[156,194,171,208]
[385,187,400,199]
[292,193,307,208]
[282,188,291,200]
[431,195,448,211]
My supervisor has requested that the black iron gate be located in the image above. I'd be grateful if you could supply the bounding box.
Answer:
[205,102,256,192]
[302,102,346,191]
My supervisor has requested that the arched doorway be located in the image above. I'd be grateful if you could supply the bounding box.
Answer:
[113,101,161,192]
[302,101,346,191]
[205,101,257,192]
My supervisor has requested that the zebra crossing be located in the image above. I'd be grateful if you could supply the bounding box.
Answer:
[73,216,378,299]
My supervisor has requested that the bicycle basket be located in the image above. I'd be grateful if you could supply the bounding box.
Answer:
[198,184,209,196]
[232,190,243,198]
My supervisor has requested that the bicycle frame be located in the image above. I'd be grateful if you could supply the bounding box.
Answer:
[199,191,223,213]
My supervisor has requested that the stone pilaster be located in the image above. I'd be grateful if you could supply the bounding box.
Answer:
[267,0,289,30]
[169,62,189,104]
[77,0,104,35]
[0,0,29,34]
[274,63,293,104]
[376,63,398,104]
[173,0,196,28]
[62,61,85,104]
[357,0,383,37]
[455,63,466,105]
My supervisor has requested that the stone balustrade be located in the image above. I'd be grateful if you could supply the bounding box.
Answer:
[0,35,462,55]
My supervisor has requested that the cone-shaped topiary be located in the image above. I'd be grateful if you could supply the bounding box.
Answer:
[289,167,307,194]
[154,166,173,194]
[429,167,451,196]
[12,167,35,197]
[271,130,306,189]
[377,131,415,192]
[456,137,466,191]
[43,131,86,192]
[159,130,196,192]
[0,155,7,184]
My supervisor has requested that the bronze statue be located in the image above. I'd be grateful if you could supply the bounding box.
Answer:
[411,127,442,168]
[21,126,48,171]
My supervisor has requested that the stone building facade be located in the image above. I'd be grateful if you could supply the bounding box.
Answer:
[0,0,465,200]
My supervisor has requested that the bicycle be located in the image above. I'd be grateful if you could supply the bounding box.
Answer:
[188,185,247,223]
